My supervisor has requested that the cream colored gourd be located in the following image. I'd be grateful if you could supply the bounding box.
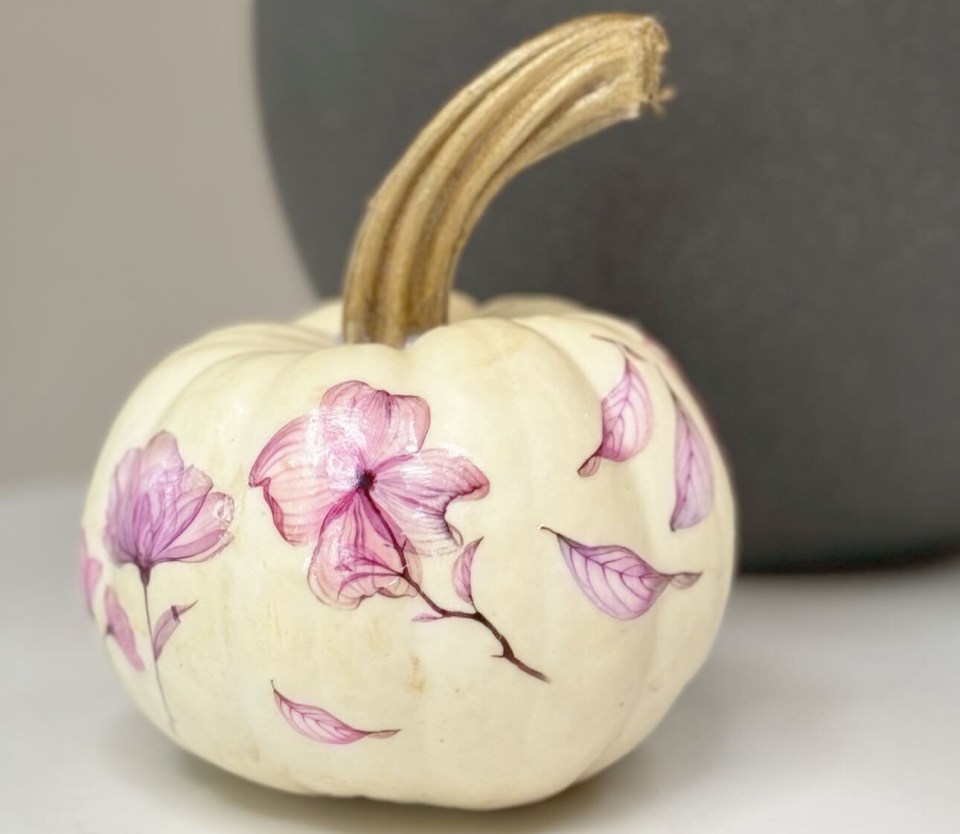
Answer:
[81,15,735,810]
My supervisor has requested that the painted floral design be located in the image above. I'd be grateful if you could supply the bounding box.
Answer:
[272,683,398,744]
[670,396,715,530]
[410,538,547,680]
[105,431,234,577]
[545,528,700,620]
[586,335,715,530]
[452,538,480,604]
[579,339,653,477]
[103,431,234,729]
[80,531,103,615]
[104,586,145,670]
[250,381,546,681]
[151,601,197,660]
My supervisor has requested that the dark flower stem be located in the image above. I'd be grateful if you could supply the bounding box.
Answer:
[141,568,176,733]
[361,491,548,683]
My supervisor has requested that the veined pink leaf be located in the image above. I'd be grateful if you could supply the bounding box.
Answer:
[272,683,398,744]
[103,587,145,670]
[80,531,103,616]
[452,539,481,604]
[670,398,715,530]
[151,601,197,660]
[579,356,653,477]
[546,529,701,620]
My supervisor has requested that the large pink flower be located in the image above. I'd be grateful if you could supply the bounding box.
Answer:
[104,431,234,579]
[249,381,489,609]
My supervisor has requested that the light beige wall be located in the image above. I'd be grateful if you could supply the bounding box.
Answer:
[0,2,313,484]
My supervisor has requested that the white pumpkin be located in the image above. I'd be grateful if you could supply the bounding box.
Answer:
[80,15,736,810]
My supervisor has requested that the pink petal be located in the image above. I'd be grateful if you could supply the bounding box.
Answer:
[249,414,355,546]
[273,683,399,744]
[579,356,653,477]
[104,586,145,670]
[452,539,481,604]
[107,433,184,555]
[322,381,430,467]
[547,529,701,620]
[154,490,234,564]
[147,463,212,553]
[373,448,489,556]
[307,494,419,609]
[151,601,197,660]
[670,398,715,530]
[79,531,103,615]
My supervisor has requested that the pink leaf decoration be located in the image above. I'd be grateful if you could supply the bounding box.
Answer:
[151,601,197,660]
[272,683,399,744]
[546,529,701,620]
[80,531,103,615]
[670,398,715,530]
[103,587,145,670]
[579,356,653,477]
[452,539,481,604]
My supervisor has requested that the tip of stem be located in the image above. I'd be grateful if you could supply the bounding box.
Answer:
[341,14,671,346]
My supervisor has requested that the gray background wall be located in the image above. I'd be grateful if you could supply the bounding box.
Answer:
[1,2,957,569]
[0,1,311,486]
[256,1,960,568]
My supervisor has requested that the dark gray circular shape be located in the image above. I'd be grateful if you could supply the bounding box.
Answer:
[255,1,960,570]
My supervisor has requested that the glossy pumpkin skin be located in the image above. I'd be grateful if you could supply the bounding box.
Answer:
[81,292,735,810]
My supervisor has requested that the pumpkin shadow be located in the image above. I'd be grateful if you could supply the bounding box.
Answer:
[169,671,735,834]
[99,702,698,832]
[176,754,626,833]
[99,587,844,831]
[174,742,655,833]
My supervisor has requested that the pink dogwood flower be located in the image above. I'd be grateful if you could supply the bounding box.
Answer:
[104,431,234,582]
[249,381,489,609]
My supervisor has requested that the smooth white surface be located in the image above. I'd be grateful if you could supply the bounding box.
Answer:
[3,484,958,832]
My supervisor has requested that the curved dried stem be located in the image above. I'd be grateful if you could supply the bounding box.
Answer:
[341,14,670,346]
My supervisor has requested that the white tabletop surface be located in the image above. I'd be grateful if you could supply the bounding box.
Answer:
[2,484,957,833]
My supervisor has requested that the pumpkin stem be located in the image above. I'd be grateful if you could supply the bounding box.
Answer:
[341,14,670,346]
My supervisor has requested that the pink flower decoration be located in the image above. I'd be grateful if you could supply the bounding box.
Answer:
[80,531,103,615]
[104,431,234,579]
[250,381,489,609]
[104,586,144,671]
